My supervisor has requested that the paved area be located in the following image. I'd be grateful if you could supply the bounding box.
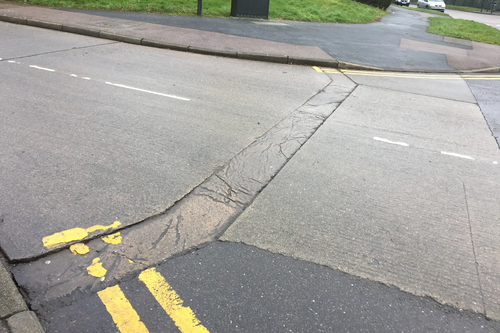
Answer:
[1,2,500,71]
[1,3,500,332]
[222,69,500,320]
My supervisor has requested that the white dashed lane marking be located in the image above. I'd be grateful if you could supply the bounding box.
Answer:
[370,137,493,163]
[105,82,191,101]
[29,65,55,72]
[373,137,410,147]
[440,151,475,160]
[4,60,191,101]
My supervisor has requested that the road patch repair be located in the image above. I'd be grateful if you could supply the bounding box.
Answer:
[9,70,356,331]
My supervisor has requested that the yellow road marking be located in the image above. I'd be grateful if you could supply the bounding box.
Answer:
[98,285,149,333]
[341,70,500,80]
[102,232,122,244]
[312,66,323,73]
[313,66,500,80]
[139,268,210,333]
[86,221,122,233]
[87,257,107,277]
[69,243,90,255]
[43,221,121,247]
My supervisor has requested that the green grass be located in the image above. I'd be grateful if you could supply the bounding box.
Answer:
[15,0,386,23]
[446,4,481,11]
[399,5,449,15]
[428,16,500,44]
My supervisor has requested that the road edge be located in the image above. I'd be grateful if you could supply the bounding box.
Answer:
[3,13,499,72]
[0,261,44,333]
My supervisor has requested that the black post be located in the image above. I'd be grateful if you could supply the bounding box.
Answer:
[197,0,202,16]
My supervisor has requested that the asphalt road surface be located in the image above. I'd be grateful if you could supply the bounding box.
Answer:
[0,21,329,261]
[2,21,500,333]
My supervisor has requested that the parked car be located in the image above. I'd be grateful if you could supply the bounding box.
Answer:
[394,0,410,6]
[417,0,446,11]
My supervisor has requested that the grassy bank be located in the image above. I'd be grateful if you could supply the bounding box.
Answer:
[446,4,481,11]
[15,0,386,23]
[399,6,449,15]
[428,17,500,44]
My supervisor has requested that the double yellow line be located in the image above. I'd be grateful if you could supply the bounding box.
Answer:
[313,66,500,80]
[98,268,209,333]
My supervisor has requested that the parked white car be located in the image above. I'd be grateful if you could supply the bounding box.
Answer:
[417,0,446,12]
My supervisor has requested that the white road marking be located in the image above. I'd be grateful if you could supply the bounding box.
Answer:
[29,65,55,72]
[70,74,78,77]
[493,161,498,165]
[373,137,409,147]
[81,77,91,80]
[8,60,20,64]
[105,82,190,101]
[440,151,475,160]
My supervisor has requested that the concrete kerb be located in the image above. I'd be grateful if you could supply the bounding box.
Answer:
[99,31,142,45]
[0,261,44,333]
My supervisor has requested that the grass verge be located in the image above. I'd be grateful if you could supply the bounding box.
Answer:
[14,0,386,23]
[428,16,500,44]
[398,5,449,15]
[446,4,481,11]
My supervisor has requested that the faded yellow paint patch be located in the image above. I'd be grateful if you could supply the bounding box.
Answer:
[87,221,121,233]
[87,257,107,278]
[42,221,121,248]
[312,66,323,73]
[98,285,149,333]
[43,228,88,248]
[139,268,209,333]
[69,243,90,255]
[102,232,122,244]
[128,259,134,264]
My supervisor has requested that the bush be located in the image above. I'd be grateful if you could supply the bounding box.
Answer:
[355,0,392,10]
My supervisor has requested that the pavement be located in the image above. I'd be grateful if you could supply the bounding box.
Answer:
[0,1,500,72]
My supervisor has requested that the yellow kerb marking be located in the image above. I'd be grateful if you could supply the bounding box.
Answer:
[69,243,90,255]
[87,257,107,277]
[312,66,323,73]
[102,232,122,244]
[98,285,149,333]
[139,268,209,333]
[86,221,121,233]
[42,221,121,248]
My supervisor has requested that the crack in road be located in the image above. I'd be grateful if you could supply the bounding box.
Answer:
[0,41,119,61]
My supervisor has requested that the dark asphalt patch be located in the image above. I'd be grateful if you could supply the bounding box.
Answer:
[40,242,500,332]
[466,79,500,149]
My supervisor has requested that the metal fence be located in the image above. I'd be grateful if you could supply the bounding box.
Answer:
[445,0,499,11]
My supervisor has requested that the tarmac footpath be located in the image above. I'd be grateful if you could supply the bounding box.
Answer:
[0,1,500,72]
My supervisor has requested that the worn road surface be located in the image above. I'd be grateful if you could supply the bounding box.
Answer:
[1,19,500,333]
